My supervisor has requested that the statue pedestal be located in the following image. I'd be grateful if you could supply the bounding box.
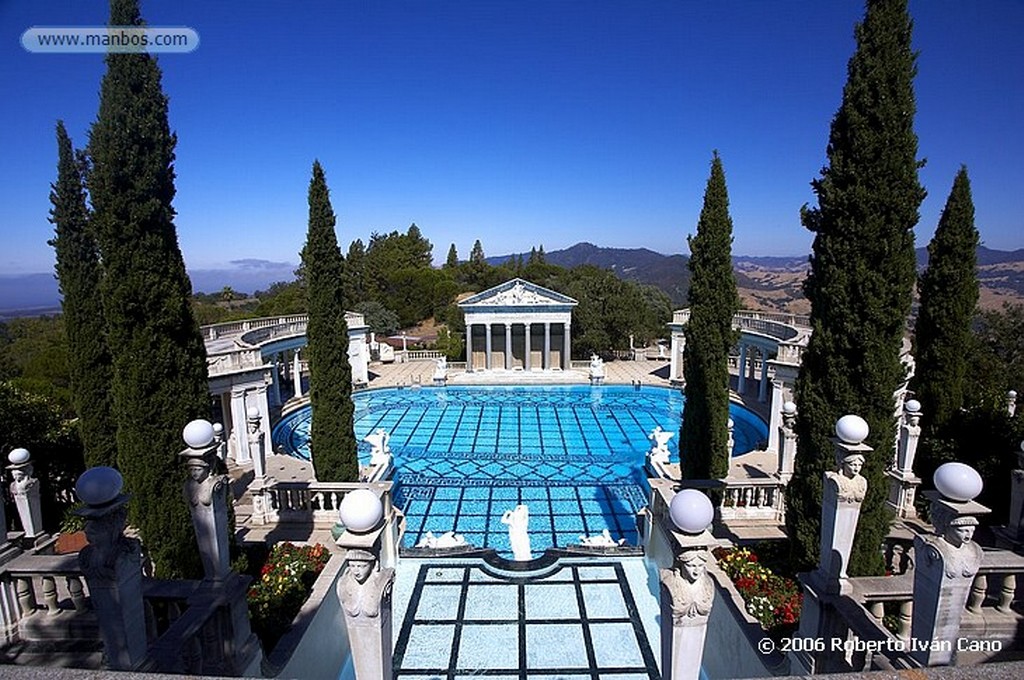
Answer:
[337,525,394,680]
[660,596,708,680]
[819,478,863,580]
[886,469,920,519]
[1008,469,1024,541]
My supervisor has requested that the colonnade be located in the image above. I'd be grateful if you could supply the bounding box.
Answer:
[736,342,772,403]
[465,321,571,371]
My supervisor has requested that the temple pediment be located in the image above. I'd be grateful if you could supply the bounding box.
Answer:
[458,278,577,308]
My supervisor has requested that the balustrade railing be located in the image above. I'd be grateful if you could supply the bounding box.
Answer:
[201,315,310,341]
[206,347,264,376]
[252,479,395,527]
[2,553,89,621]
[718,477,786,523]
[405,350,445,361]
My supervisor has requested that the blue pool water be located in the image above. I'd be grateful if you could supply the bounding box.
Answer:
[273,385,768,556]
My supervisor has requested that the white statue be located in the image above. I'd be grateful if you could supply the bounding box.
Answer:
[648,426,674,464]
[415,531,468,549]
[363,429,392,466]
[337,549,394,623]
[826,452,867,503]
[579,529,625,547]
[433,355,448,381]
[501,504,532,561]
[660,548,715,624]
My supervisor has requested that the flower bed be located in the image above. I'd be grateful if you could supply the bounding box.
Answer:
[247,542,330,651]
[713,546,801,638]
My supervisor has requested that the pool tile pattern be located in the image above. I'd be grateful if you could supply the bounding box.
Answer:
[393,561,659,679]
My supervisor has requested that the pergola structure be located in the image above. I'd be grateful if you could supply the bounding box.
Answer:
[458,278,578,372]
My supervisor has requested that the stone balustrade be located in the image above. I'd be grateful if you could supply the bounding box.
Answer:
[251,480,395,528]
[205,348,264,376]
[201,315,310,341]
[718,478,786,523]
[405,350,445,361]
[1,553,90,626]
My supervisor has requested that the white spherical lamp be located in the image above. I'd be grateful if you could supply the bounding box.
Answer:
[339,488,384,533]
[8,448,30,465]
[76,466,124,506]
[835,415,869,445]
[782,401,797,415]
[212,422,224,436]
[669,489,714,534]
[246,406,260,420]
[182,419,215,449]
[905,399,921,414]
[933,462,983,503]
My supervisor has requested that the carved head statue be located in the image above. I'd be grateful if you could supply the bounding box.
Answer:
[677,548,711,583]
[943,516,978,548]
[345,549,377,585]
[841,453,865,479]
[185,457,211,484]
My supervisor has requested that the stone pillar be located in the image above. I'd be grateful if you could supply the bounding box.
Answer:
[767,379,783,453]
[180,421,231,582]
[254,385,271,448]
[726,418,735,457]
[337,499,394,680]
[1007,390,1017,417]
[505,323,513,370]
[485,324,492,370]
[660,490,717,680]
[758,356,770,403]
[269,359,282,407]
[544,323,551,369]
[524,323,532,371]
[75,467,147,671]
[888,400,922,519]
[7,449,43,539]
[737,344,748,393]
[748,347,757,384]
[465,323,474,370]
[563,321,572,369]
[792,416,870,674]
[1008,442,1024,541]
[230,388,251,464]
[776,402,797,483]
[911,468,989,666]
[292,351,303,397]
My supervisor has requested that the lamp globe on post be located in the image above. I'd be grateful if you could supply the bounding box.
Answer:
[669,489,714,536]
[182,419,215,451]
[338,488,384,535]
[933,462,983,503]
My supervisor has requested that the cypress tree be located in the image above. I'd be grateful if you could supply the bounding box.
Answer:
[302,161,358,482]
[87,0,209,578]
[445,243,459,269]
[911,167,979,478]
[680,152,739,480]
[787,0,925,575]
[49,121,117,469]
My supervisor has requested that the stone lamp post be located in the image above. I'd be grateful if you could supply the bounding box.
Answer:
[336,488,395,680]
[776,401,798,483]
[793,415,871,674]
[660,488,717,680]
[75,466,147,670]
[1007,390,1017,417]
[7,448,43,540]
[179,419,230,582]
[212,422,227,462]
[887,399,922,519]
[911,462,989,667]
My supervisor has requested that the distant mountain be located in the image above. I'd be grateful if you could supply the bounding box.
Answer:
[494,242,1024,314]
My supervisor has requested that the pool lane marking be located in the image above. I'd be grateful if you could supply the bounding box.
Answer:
[614,561,661,679]
[570,564,600,679]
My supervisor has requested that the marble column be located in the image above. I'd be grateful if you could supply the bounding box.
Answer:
[524,323,532,371]
[230,388,251,464]
[1007,390,1017,417]
[292,351,303,397]
[505,323,513,370]
[737,344,748,393]
[7,449,43,539]
[888,401,922,519]
[254,386,271,449]
[465,323,474,371]
[758,357,770,403]
[776,403,797,483]
[911,483,989,666]
[269,358,282,407]
[180,437,231,582]
[76,468,147,671]
[247,409,267,480]
[543,323,551,369]
[563,322,572,369]
[748,348,757,384]
[767,379,784,453]
[485,324,493,370]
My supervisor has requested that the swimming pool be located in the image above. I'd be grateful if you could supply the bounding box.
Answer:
[273,385,768,556]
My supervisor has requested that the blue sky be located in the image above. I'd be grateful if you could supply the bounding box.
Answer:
[2,1,1022,278]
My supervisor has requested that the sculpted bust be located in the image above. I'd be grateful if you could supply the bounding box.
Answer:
[826,453,867,503]
[660,549,715,624]
[183,458,228,507]
[923,517,983,580]
[78,504,141,580]
[337,550,395,622]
